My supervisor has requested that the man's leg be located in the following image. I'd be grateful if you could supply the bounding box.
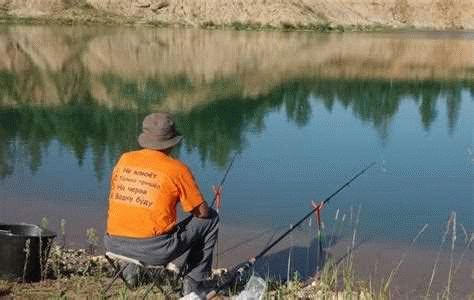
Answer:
[175,209,219,281]
[104,209,219,282]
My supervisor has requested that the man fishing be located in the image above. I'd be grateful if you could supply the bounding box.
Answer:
[104,112,219,296]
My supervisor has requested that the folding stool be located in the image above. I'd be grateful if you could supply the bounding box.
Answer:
[104,251,172,298]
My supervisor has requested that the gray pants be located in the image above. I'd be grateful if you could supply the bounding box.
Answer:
[104,209,219,281]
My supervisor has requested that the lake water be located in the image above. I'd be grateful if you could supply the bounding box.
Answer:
[0,25,473,296]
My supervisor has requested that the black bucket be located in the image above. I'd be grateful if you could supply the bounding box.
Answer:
[0,223,56,282]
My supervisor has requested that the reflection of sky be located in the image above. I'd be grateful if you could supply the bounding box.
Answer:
[1,90,473,248]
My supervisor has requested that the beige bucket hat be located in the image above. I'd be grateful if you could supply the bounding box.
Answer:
[137,113,183,150]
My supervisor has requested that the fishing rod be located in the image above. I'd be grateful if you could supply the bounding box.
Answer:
[255,162,375,261]
[206,161,376,299]
[183,151,238,225]
[212,152,239,268]
[173,152,238,281]
[210,151,238,208]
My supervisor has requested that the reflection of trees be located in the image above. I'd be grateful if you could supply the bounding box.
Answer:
[0,77,469,180]
[281,82,313,127]
[445,88,462,134]
[0,109,15,179]
[0,106,144,181]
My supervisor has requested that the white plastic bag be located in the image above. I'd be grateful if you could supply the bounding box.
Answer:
[232,275,267,300]
[179,292,201,300]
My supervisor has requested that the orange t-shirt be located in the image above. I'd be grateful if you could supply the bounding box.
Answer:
[106,149,204,238]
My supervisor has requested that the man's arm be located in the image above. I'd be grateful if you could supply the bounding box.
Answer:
[175,163,209,217]
[191,201,209,218]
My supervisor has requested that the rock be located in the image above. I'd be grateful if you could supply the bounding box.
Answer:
[151,1,169,12]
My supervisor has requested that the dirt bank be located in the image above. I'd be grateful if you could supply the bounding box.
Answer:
[0,0,473,31]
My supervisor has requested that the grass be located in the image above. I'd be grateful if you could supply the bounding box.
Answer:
[0,9,404,33]
[1,212,473,299]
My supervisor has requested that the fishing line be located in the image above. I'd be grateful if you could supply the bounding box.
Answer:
[263,226,283,252]
[305,218,311,278]
[216,225,285,257]
[209,152,239,269]
[286,224,293,283]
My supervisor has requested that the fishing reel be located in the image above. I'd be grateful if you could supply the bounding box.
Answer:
[211,261,254,296]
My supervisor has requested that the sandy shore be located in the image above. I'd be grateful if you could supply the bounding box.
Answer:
[0,0,473,31]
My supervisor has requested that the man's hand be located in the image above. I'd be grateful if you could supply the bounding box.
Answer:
[191,201,209,218]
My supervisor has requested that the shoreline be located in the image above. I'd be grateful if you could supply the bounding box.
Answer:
[0,15,407,32]
[0,229,471,298]
[2,16,473,34]
[1,0,473,33]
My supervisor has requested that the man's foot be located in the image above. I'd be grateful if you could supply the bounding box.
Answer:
[122,263,142,288]
[182,276,216,297]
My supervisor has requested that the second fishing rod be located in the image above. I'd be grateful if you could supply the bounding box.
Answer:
[182,151,238,224]
[254,161,376,261]
[206,161,376,299]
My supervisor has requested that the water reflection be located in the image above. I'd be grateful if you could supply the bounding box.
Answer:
[0,25,473,180]
[1,79,471,180]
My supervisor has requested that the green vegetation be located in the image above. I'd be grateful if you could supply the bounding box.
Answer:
[197,20,386,32]
[0,14,419,33]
